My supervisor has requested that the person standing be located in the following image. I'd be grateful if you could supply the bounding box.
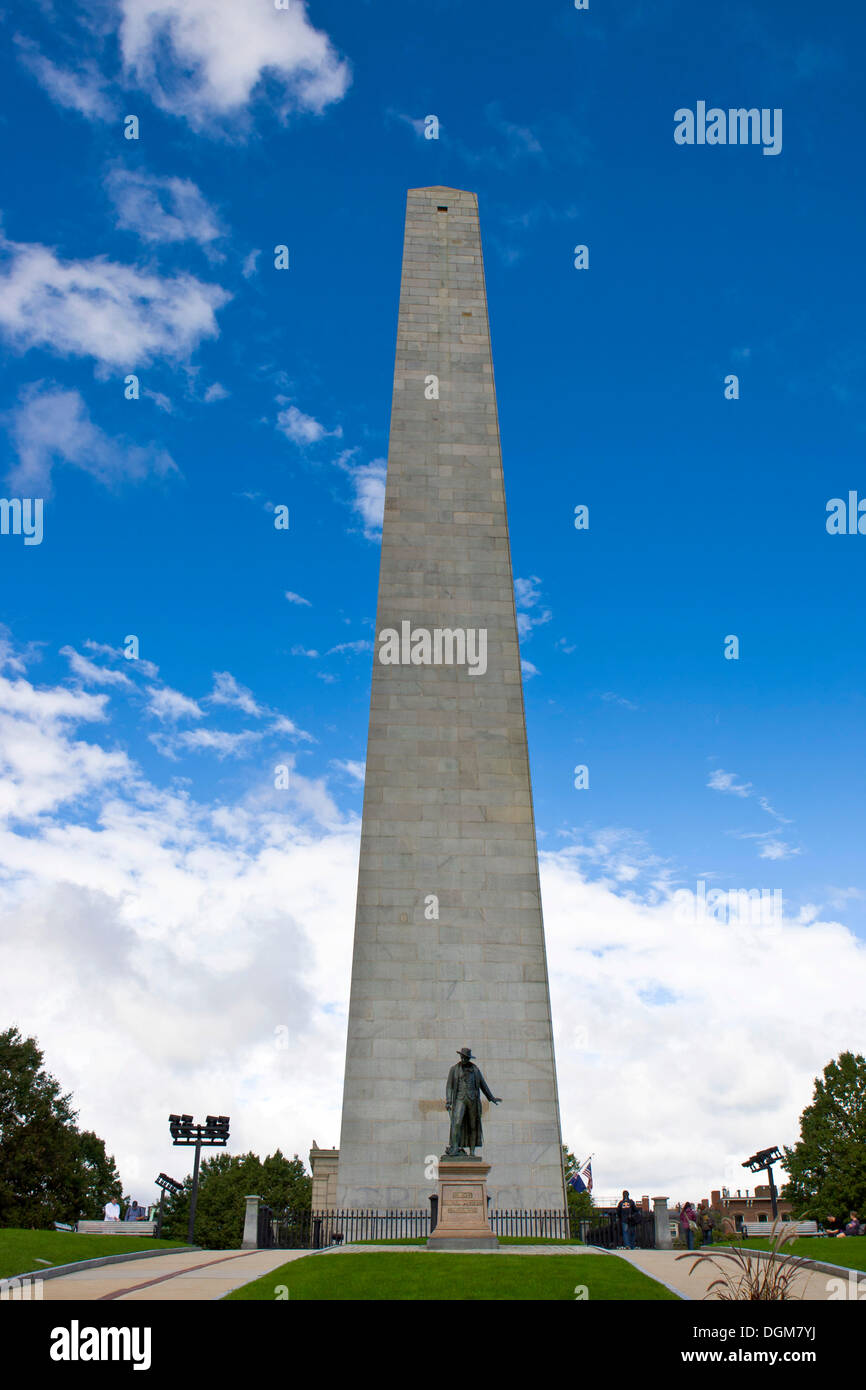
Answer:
[699,1205,715,1250]
[680,1201,698,1251]
[616,1190,638,1249]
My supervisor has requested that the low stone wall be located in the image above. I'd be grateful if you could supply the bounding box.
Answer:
[77,1220,156,1236]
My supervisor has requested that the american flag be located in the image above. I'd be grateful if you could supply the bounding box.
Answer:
[568,1157,593,1193]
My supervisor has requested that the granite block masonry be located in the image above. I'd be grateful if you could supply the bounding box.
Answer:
[336,187,567,1212]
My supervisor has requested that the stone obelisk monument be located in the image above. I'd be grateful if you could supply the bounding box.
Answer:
[336,187,566,1211]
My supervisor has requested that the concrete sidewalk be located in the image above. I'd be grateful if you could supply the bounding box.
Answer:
[34,1248,307,1301]
[612,1248,840,1301]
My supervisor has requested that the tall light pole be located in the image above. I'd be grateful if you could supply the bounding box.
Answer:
[168,1114,230,1244]
[743,1145,784,1220]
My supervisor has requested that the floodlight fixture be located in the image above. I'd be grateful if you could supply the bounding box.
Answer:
[168,1113,231,1242]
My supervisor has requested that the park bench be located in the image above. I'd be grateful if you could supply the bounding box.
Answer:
[739,1220,818,1238]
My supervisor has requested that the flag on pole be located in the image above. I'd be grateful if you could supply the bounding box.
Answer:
[567,1157,593,1194]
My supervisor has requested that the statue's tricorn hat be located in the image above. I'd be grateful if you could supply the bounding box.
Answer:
[457,1047,475,1059]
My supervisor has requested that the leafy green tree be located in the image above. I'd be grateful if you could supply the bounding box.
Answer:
[783,1051,866,1219]
[163,1150,311,1249]
[77,1130,123,1219]
[0,1027,121,1227]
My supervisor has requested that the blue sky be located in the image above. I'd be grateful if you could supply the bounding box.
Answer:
[0,0,864,1202]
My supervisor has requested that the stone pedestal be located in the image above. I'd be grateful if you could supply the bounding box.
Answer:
[241,1194,261,1250]
[427,1159,498,1250]
[309,1145,339,1211]
[652,1196,673,1251]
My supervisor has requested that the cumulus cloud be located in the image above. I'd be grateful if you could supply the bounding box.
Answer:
[276,403,342,446]
[60,646,134,689]
[105,168,226,255]
[0,651,863,1208]
[514,575,552,639]
[0,235,230,371]
[4,384,177,495]
[285,591,311,607]
[145,685,205,722]
[208,671,262,718]
[340,456,386,539]
[117,0,351,132]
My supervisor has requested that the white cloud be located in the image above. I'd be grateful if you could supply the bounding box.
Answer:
[514,576,543,609]
[117,0,351,132]
[0,235,230,371]
[60,646,133,689]
[600,691,638,711]
[241,250,261,279]
[330,759,365,785]
[1,652,863,1209]
[343,457,386,539]
[167,728,263,759]
[15,38,116,122]
[514,575,552,639]
[0,674,130,823]
[759,839,802,862]
[204,382,229,402]
[145,686,204,722]
[84,640,159,681]
[269,715,314,743]
[708,768,753,798]
[4,384,177,495]
[105,168,226,255]
[208,671,262,718]
[521,660,539,679]
[276,403,342,446]
[327,641,373,657]
[285,591,311,607]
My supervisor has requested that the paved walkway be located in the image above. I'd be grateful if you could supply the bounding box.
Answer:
[35,1249,305,1302]
[16,1242,846,1301]
[613,1248,842,1301]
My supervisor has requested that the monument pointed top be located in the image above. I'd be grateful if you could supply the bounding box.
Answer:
[408,185,476,196]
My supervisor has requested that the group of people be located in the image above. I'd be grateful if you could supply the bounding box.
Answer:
[615,1192,717,1251]
[615,1191,865,1249]
[822,1211,863,1237]
[103,1199,148,1222]
[678,1201,715,1251]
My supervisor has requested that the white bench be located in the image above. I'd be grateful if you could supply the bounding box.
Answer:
[76,1220,156,1236]
[740,1220,817,1238]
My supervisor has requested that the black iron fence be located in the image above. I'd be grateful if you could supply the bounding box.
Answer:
[585,1209,656,1250]
[256,1206,579,1249]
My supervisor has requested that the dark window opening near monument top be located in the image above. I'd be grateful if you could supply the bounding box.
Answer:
[437,205,448,211]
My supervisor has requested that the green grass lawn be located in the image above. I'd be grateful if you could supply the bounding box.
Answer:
[226,1252,678,1301]
[723,1236,866,1272]
[0,1229,188,1280]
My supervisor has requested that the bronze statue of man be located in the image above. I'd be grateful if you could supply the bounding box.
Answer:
[445,1048,502,1157]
